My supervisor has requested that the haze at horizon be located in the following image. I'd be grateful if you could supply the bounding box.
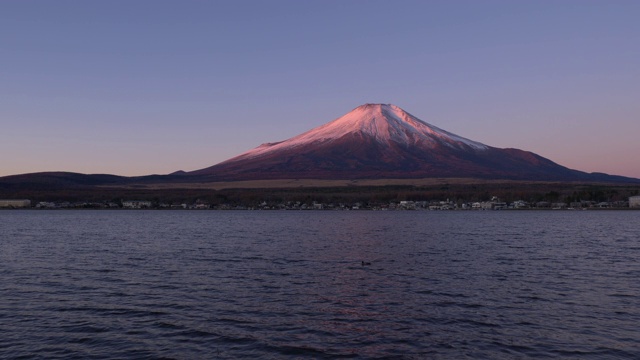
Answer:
[2,0,639,178]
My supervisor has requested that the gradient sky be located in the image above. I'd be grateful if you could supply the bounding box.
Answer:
[2,0,639,178]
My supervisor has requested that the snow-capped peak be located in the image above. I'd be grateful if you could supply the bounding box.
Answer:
[298,104,487,150]
[225,103,488,162]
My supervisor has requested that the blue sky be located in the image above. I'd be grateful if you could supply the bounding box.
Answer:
[2,0,639,178]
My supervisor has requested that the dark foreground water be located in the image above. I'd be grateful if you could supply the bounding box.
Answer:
[1,210,639,359]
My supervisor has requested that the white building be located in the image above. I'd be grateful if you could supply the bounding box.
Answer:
[0,199,31,208]
[399,201,416,210]
[36,202,57,208]
[481,202,494,210]
[630,196,640,208]
[512,200,529,209]
[122,200,152,209]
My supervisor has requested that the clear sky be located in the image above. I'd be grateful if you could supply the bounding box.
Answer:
[2,0,639,178]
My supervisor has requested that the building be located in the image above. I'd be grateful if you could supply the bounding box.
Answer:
[630,196,640,208]
[122,200,153,209]
[0,199,31,208]
[512,200,529,209]
[493,202,508,210]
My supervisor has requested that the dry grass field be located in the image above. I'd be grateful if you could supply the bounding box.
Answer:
[106,177,562,191]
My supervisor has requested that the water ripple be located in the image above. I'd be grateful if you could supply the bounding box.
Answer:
[1,210,640,358]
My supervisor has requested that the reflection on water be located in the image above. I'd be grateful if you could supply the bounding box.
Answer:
[1,210,639,359]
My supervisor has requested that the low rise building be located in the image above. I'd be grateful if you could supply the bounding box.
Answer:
[36,202,57,208]
[0,199,31,208]
[493,202,508,210]
[630,196,640,208]
[122,200,152,209]
[512,200,529,209]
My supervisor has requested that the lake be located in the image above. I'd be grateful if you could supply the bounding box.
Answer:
[1,210,639,359]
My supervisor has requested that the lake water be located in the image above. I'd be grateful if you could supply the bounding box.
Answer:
[1,210,639,359]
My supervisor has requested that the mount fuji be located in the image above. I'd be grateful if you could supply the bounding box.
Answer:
[189,104,628,182]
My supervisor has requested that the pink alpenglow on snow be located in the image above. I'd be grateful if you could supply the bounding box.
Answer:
[230,104,487,162]
[189,104,631,182]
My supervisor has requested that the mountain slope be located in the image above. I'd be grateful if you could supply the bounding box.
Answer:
[2,104,636,188]
[190,104,620,182]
